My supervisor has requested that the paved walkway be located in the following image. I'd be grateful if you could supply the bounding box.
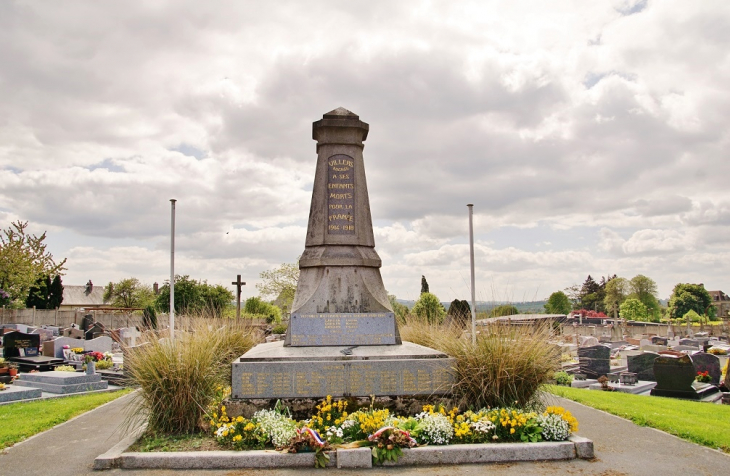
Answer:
[1,391,727,476]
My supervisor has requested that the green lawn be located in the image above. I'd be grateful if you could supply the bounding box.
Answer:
[0,388,132,449]
[547,385,730,453]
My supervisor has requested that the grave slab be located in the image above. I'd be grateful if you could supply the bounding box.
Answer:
[14,371,108,394]
[0,385,42,403]
[588,380,656,394]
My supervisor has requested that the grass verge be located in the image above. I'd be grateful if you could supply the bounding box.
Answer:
[129,431,217,452]
[547,385,730,453]
[0,388,132,450]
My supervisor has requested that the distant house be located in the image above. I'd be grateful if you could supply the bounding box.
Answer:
[708,290,730,319]
[59,280,108,310]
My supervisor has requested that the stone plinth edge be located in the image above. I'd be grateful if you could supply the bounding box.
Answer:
[95,436,594,470]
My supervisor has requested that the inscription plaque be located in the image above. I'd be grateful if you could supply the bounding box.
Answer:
[289,312,397,346]
[232,358,454,399]
[327,154,355,235]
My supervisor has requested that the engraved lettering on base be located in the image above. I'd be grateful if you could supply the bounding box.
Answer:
[289,312,397,346]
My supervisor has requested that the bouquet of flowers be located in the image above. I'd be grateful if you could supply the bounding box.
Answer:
[696,371,712,383]
[84,351,105,364]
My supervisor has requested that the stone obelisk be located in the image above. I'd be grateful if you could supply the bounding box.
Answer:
[285,107,401,346]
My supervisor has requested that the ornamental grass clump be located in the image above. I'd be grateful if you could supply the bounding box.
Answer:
[402,317,561,409]
[125,317,260,434]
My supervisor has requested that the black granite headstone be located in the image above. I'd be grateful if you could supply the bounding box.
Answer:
[679,338,700,347]
[691,352,721,385]
[627,352,659,381]
[2,331,41,358]
[651,354,720,400]
[81,314,94,332]
[577,344,610,379]
[651,336,668,346]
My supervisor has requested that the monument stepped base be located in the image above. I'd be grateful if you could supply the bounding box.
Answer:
[231,341,455,400]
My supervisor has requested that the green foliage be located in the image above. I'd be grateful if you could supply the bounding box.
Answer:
[388,294,410,323]
[668,283,715,321]
[155,275,234,317]
[548,385,730,453]
[104,278,155,309]
[619,298,649,321]
[544,291,572,315]
[401,318,560,408]
[448,299,471,327]
[256,262,299,314]
[244,296,282,323]
[490,304,519,317]
[683,310,702,323]
[553,371,573,386]
[124,318,259,434]
[627,275,660,320]
[0,221,67,308]
[143,305,158,329]
[412,292,445,324]
[602,277,628,318]
[420,275,429,294]
[578,275,612,313]
[0,389,131,449]
[271,323,287,334]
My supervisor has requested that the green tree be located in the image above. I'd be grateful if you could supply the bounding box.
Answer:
[244,296,282,323]
[490,304,519,317]
[156,275,234,316]
[256,262,299,313]
[628,275,660,320]
[388,294,410,323]
[619,298,649,321]
[448,299,472,327]
[142,305,158,329]
[579,275,610,312]
[683,309,702,323]
[420,275,429,295]
[26,275,51,309]
[603,277,628,318]
[667,283,715,321]
[49,274,64,309]
[412,292,445,324]
[0,221,66,307]
[104,278,156,309]
[544,291,572,315]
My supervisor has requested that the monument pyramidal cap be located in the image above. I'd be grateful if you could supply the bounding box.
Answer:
[231,108,454,401]
[285,106,401,347]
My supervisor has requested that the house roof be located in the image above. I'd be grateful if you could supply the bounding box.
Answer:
[62,285,108,307]
[709,290,729,301]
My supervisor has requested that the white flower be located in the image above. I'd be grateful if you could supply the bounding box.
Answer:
[537,414,570,441]
[415,413,453,445]
[253,409,297,447]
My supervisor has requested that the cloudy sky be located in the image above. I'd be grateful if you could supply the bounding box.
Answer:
[1,0,728,304]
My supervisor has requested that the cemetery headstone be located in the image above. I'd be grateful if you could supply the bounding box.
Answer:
[62,327,84,339]
[651,336,668,346]
[119,327,141,347]
[672,345,699,352]
[679,338,700,347]
[3,331,41,358]
[651,354,720,401]
[577,345,610,379]
[640,339,651,348]
[29,328,54,343]
[691,352,721,385]
[85,322,105,340]
[579,336,599,347]
[627,352,659,381]
[81,314,94,332]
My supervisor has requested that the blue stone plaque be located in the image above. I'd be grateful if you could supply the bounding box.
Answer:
[289,312,397,346]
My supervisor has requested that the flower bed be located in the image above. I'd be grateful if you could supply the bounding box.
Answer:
[207,393,579,468]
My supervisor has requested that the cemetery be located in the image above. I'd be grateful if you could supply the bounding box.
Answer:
[2,109,730,471]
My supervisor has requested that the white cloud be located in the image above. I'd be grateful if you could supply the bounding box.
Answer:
[1,1,729,300]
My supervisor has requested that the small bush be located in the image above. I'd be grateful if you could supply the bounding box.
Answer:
[400,317,560,408]
[125,317,260,434]
[553,371,573,386]
[271,323,288,335]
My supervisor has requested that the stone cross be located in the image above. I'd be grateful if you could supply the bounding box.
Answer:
[231,274,246,319]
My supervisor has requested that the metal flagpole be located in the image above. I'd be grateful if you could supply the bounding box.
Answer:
[468,204,477,345]
[170,199,176,342]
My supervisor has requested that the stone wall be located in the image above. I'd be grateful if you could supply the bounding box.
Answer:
[0,308,144,329]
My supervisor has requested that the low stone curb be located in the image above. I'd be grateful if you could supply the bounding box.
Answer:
[94,435,593,470]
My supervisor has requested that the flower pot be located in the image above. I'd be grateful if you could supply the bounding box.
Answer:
[0,367,8,375]
[86,361,96,375]
[9,368,17,377]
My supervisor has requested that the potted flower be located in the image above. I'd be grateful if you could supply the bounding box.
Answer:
[83,351,104,375]
[0,357,8,374]
[696,371,712,384]
[8,363,18,377]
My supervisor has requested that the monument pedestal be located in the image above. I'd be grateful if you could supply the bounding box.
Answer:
[232,341,454,399]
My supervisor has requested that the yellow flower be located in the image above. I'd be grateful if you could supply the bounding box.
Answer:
[236,416,244,423]
[510,428,515,434]
[244,423,255,431]
[233,435,242,442]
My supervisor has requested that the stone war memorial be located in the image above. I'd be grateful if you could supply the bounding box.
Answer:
[232,108,455,401]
